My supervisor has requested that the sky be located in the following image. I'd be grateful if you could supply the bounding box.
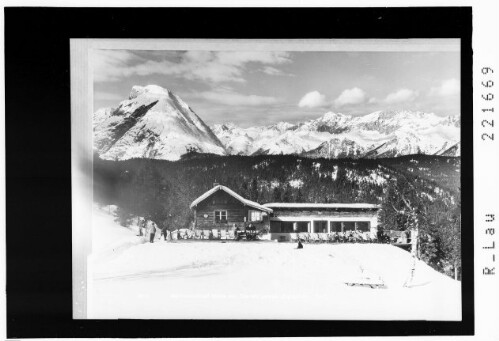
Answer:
[93,48,460,127]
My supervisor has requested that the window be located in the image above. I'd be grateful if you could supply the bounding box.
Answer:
[281,222,294,233]
[214,210,227,223]
[270,221,295,233]
[270,221,281,233]
[330,222,342,232]
[296,222,309,232]
[343,222,356,231]
[356,222,370,232]
[313,221,327,233]
[249,210,263,222]
[270,221,309,233]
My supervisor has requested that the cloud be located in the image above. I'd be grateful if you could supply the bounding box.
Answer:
[429,78,460,97]
[298,91,328,108]
[384,88,419,104]
[92,50,292,83]
[216,51,291,66]
[196,89,281,106]
[94,91,124,102]
[92,50,138,82]
[334,87,367,107]
[261,66,294,76]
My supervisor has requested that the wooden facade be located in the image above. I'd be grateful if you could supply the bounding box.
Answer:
[191,187,271,231]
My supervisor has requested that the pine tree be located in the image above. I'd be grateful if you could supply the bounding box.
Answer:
[296,188,304,202]
[115,206,134,227]
[272,186,282,202]
[249,178,259,202]
[435,189,461,279]
[240,181,249,198]
[282,184,292,203]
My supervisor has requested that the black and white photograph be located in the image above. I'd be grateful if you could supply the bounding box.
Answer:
[8,4,499,339]
[85,40,462,320]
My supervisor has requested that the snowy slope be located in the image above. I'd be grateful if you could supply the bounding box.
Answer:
[88,207,461,320]
[94,85,226,161]
[212,110,460,158]
[90,205,147,259]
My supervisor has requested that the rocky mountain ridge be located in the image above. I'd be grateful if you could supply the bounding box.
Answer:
[93,85,460,160]
[212,110,460,158]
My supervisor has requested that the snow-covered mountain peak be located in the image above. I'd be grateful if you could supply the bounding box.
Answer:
[213,109,460,159]
[269,121,296,132]
[129,84,172,100]
[320,111,350,122]
[359,110,433,122]
[351,110,447,134]
[94,85,225,161]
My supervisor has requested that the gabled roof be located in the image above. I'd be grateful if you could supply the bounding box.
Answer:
[190,185,273,213]
[263,203,379,209]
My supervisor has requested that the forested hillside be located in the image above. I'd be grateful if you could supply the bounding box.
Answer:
[381,155,460,191]
[94,152,461,278]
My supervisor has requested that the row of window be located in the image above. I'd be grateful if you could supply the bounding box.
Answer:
[270,222,309,233]
[328,221,370,232]
[270,221,371,233]
[213,210,264,223]
[209,212,371,233]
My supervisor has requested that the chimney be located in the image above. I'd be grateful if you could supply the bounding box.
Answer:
[213,181,220,187]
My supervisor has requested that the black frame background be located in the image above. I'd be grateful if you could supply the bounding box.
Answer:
[5,7,473,338]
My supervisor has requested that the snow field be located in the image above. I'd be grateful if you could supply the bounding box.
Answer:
[90,206,147,261]
[88,206,461,320]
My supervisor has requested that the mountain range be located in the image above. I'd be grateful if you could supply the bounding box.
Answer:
[93,85,225,160]
[94,85,460,161]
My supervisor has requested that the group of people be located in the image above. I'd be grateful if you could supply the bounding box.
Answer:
[296,230,375,243]
[333,230,372,243]
[234,223,258,241]
[138,217,170,243]
[137,218,263,243]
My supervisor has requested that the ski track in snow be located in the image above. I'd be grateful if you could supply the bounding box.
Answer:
[94,259,227,281]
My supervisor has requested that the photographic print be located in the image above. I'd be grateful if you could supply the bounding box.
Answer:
[85,40,462,320]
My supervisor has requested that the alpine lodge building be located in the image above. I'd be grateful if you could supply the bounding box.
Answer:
[190,184,379,241]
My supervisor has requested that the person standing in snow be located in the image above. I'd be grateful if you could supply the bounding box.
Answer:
[376,228,383,243]
[161,220,168,241]
[147,219,157,243]
[160,225,167,241]
[138,217,145,237]
[294,224,303,248]
[164,214,172,241]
